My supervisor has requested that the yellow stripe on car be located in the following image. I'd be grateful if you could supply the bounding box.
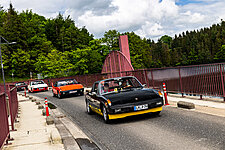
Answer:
[90,105,103,116]
[108,107,162,120]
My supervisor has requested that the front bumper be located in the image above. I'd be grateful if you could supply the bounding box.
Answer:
[33,87,48,92]
[107,98,163,119]
[60,88,84,95]
[108,106,162,120]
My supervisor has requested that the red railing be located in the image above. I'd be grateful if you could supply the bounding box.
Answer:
[8,86,18,131]
[44,63,225,100]
[9,63,224,101]
[0,93,10,149]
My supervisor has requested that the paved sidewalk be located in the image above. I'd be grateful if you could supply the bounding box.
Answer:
[167,94,225,117]
[3,94,65,150]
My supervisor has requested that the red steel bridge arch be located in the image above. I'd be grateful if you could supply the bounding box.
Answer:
[101,35,134,78]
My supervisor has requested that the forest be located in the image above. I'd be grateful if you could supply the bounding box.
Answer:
[1,4,225,80]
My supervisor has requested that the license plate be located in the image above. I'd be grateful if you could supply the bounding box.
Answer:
[134,104,148,111]
[39,88,44,90]
[69,91,77,94]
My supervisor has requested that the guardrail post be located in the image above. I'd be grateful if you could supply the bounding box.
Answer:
[151,69,154,89]
[179,67,184,97]
[219,64,225,102]
[144,69,149,88]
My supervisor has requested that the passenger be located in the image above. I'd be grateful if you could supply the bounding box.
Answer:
[104,83,109,93]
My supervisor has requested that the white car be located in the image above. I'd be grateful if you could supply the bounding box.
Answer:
[28,80,48,92]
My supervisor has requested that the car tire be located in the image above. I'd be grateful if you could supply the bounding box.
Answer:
[80,91,84,96]
[102,106,110,123]
[57,92,62,99]
[52,91,56,97]
[86,100,93,115]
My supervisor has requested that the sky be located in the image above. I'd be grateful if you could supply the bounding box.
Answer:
[1,0,225,40]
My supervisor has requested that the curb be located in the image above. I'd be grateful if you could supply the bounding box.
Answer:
[51,106,100,150]
[50,127,63,144]
[177,101,195,109]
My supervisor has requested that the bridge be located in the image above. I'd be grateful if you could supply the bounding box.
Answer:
[1,35,225,149]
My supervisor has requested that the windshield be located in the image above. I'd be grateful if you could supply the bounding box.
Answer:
[58,79,77,86]
[99,77,143,95]
[32,81,44,85]
[16,82,26,86]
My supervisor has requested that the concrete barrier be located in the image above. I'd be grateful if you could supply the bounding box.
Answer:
[177,101,195,109]
[50,128,62,144]
[38,104,44,109]
[35,101,41,105]
[42,109,46,116]
[46,116,54,125]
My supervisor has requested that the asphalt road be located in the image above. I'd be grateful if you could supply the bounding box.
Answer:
[28,91,225,150]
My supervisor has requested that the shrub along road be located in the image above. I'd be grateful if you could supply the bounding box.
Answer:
[28,91,225,150]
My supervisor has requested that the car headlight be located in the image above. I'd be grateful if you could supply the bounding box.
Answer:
[107,99,112,106]
[153,89,163,97]
[158,91,163,97]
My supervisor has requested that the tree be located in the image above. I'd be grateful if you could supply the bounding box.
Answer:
[35,49,73,78]
[11,49,30,77]
[214,45,225,61]
[102,30,120,50]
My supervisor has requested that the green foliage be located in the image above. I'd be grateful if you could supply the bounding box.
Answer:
[0,4,95,79]
[102,30,120,50]
[11,49,30,77]
[214,45,225,61]
[35,49,73,78]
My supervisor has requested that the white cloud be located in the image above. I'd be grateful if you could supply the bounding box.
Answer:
[1,0,225,40]
[136,22,165,38]
[77,0,179,39]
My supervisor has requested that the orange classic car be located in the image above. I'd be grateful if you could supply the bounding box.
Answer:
[52,79,84,98]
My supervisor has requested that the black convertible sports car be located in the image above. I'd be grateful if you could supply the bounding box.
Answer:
[85,76,164,123]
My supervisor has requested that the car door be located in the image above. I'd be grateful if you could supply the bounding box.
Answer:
[88,82,99,109]
[93,84,102,110]
[52,82,58,94]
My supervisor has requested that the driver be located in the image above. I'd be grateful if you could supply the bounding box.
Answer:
[121,80,132,88]
[103,83,109,93]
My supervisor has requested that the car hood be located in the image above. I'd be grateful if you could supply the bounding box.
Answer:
[31,84,48,88]
[103,89,160,105]
[59,84,83,91]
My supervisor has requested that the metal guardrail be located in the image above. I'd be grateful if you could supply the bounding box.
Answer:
[42,63,225,101]
[0,93,10,149]
[4,63,225,101]
[8,86,18,131]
